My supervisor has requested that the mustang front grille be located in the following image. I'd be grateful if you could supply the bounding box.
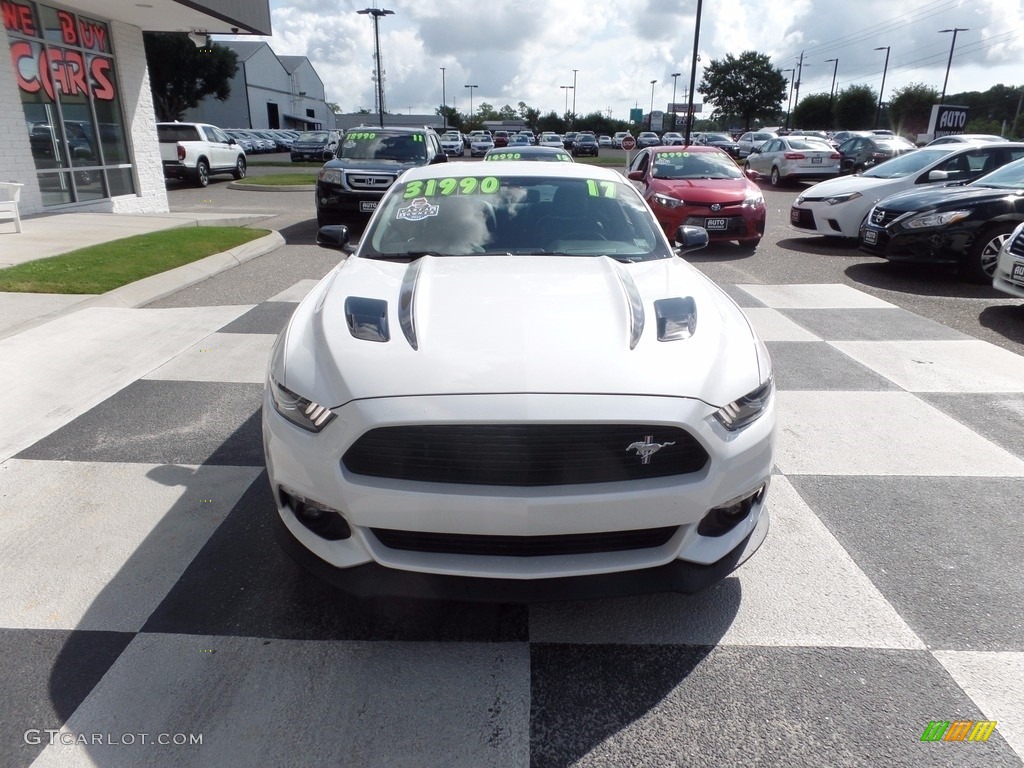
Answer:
[342,424,709,486]
[371,526,680,556]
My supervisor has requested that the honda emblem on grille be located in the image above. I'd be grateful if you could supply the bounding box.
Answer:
[626,436,676,464]
[710,203,722,212]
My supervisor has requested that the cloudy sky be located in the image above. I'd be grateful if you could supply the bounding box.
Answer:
[237,0,1024,120]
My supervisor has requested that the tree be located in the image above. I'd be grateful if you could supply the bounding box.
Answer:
[436,105,461,130]
[887,83,938,139]
[792,93,832,130]
[833,85,877,130]
[698,51,787,131]
[325,101,340,113]
[143,33,239,121]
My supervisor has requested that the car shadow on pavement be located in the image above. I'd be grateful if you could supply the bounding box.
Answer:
[683,242,760,262]
[979,303,1024,345]
[844,260,1011,299]
[775,236,863,255]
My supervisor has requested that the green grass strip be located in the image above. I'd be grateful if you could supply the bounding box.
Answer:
[0,226,270,294]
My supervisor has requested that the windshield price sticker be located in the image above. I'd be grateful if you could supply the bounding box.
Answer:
[485,152,523,161]
[656,151,691,159]
[586,180,617,198]
[403,177,501,198]
[346,132,377,141]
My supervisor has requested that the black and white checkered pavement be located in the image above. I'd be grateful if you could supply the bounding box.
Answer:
[1,280,1022,768]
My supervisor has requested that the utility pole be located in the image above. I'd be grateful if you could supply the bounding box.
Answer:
[793,51,804,121]
[571,69,578,129]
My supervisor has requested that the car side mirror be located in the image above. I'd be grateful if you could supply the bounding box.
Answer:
[316,225,350,250]
[228,138,236,145]
[627,170,644,181]
[674,225,709,254]
[750,146,760,154]
[927,169,950,181]
[430,153,448,164]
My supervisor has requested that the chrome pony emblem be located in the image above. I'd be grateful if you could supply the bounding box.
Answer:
[626,436,676,464]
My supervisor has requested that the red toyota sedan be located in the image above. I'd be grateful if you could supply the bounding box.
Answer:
[627,146,766,249]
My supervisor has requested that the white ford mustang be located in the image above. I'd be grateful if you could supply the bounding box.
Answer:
[263,162,776,601]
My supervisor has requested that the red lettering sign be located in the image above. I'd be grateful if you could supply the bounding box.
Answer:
[79,19,107,52]
[2,0,37,36]
[9,41,115,101]
[58,9,76,44]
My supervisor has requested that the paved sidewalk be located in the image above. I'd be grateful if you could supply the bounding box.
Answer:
[0,210,283,340]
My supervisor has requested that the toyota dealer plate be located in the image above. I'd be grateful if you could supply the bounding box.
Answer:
[360,201,378,212]
[705,218,727,230]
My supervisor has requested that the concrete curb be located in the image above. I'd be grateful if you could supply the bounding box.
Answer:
[0,230,285,340]
[228,183,315,192]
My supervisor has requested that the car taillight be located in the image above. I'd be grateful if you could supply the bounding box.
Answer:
[872,152,887,160]
[830,152,840,159]
[784,152,805,160]
[177,143,186,161]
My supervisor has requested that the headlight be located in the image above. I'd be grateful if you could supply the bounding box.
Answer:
[269,376,336,432]
[743,191,764,208]
[904,209,970,229]
[823,191,862,206]
[714,377,774,431]
[652,192,684,209]
[318,168,343,185]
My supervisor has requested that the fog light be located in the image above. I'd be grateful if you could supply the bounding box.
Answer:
[697,484,766,538]
[279,487,351,540]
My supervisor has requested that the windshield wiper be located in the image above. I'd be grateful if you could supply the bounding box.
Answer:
[369,251,451,261]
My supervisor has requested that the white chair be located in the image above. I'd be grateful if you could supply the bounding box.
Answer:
[0,182,24,233]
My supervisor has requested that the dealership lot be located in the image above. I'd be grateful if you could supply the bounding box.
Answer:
[1,176,1022,767]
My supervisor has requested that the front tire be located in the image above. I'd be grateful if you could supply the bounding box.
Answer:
[232,156,247,180]
[963,223,1015,283]
[195,159,210,188]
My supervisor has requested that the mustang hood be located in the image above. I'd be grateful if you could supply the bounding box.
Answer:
[281,255,762,408]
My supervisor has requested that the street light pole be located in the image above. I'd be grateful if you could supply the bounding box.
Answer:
[939,27,968,104]
[824,58,838,128]
[649,79,657,131]
[357,7,394,128]
[560,85,573,119]
[464,84,478,124]
[684,0,702,144]
[439,67,446,130]
[874,46,890,129]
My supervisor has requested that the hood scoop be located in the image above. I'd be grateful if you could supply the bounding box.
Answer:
[655,297,697,341]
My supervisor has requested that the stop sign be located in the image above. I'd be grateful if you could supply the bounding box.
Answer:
[621,135,636,151]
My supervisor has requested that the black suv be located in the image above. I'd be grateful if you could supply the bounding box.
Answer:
[291,129,342,162]
[315,126,446,225]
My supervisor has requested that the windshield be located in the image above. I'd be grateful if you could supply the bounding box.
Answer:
[296,131,327,142]
[652,150,743,179]
[972,157,1024,188]
[861,148,953,178]
[340,131,427,162]
[362,174,670,261]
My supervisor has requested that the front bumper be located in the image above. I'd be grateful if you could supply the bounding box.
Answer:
[859,225,969,265]
[263,390,775,594]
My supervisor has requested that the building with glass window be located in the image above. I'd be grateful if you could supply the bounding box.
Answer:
[2,0,271,217]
